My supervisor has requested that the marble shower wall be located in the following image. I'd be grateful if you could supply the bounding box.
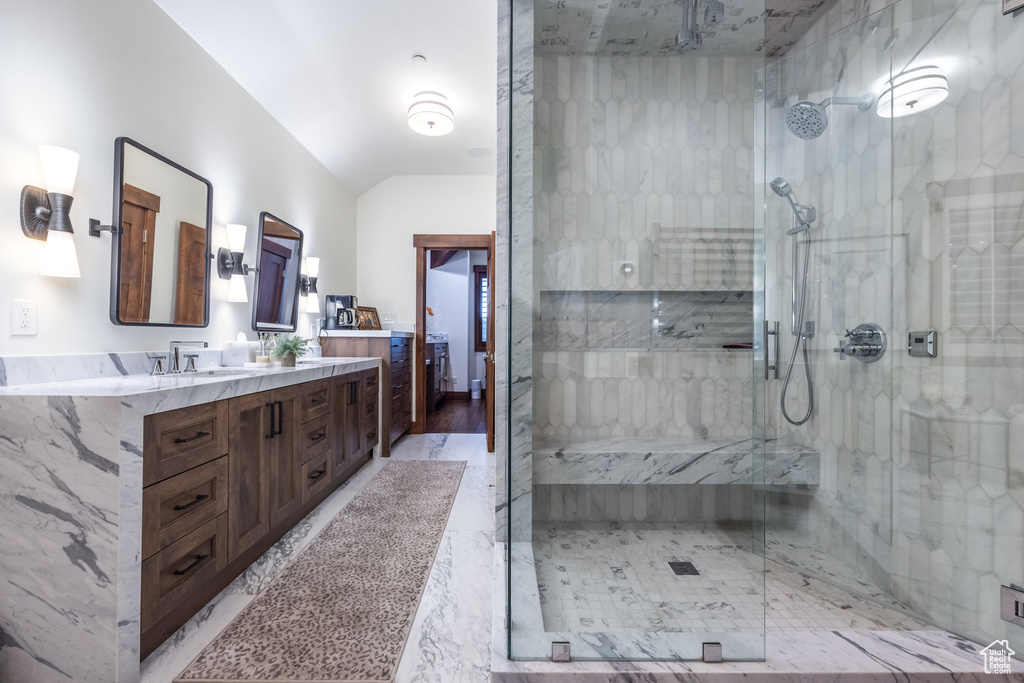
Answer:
[531,53,758,442]
[764,0,1024,654]
[533,54,758,292]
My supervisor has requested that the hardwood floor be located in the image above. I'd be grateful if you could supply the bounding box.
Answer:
[425,398,486,434]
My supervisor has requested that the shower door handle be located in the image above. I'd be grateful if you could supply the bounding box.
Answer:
[764,320,780,380]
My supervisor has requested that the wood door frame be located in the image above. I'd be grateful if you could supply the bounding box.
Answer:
[413,234,492,446]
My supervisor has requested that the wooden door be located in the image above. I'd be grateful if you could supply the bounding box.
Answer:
[256,241,291,324]
[268,384,302,530]
[227,391,271,561]
[119,184,160,323]
[174,221,206,325]
[486,231,495,452]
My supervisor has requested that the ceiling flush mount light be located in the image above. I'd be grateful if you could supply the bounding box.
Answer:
[877,65,949,118]
[408,91,455,136]
[217,223,255,302]
[20,146,82,278]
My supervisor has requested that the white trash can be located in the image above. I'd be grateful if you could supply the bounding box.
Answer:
[471,379,482,400]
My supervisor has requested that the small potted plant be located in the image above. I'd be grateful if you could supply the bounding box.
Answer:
[273,334,310,367]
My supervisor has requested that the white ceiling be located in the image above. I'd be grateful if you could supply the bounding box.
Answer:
[154,0,499,194]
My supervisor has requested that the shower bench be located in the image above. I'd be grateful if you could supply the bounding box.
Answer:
[532,435,819,486]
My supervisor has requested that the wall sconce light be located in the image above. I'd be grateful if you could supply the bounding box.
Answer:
[877,65,949,118]
[300,256,320,314]
[20,146,82,278]
[408,91,455,136]
[217,223,254,303]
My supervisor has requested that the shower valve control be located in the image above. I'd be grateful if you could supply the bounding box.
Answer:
[834,323,886,363]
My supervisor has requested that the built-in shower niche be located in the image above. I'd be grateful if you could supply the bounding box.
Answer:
[536,290,754,351]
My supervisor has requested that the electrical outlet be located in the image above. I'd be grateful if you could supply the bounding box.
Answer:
[10,300,37,336]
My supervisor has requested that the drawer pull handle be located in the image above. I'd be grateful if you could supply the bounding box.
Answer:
[308,468,327,482]
[404,411,411,416]
[173,494,209,511]
[366,431,376,439]
[367,379,378,386]
[311,396,328,404]
[274,400,284,436]
[310,432,327,443]
[366,403,375,413]
[174,430,210,444]
[173,554,209,576]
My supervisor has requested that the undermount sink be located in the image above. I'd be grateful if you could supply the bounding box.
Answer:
[192,368,256,376]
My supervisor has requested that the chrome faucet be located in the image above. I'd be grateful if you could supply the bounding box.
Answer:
[168,341,208,373]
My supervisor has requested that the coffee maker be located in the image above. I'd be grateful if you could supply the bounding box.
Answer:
[324,295,359,330]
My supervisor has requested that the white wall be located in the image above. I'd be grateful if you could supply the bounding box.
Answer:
[0,0,356,355]
[355,175,495,326]
[426,251,471,392]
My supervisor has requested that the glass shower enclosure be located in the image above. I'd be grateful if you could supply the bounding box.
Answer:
[507,0,769,660]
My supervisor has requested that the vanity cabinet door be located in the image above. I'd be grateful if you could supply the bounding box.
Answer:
[227,391,271,562]
[268,384,302,530]
[332,374,354,480]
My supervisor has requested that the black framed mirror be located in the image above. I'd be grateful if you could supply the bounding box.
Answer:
[107,137,213,327]
[252,212,304,332]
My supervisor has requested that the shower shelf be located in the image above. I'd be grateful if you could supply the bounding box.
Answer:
[533,435,818,487]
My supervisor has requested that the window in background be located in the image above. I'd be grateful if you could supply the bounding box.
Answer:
[474,265,488,352]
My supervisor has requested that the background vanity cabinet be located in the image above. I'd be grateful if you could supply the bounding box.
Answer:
[321,334,411,455]
[140,367,378,659]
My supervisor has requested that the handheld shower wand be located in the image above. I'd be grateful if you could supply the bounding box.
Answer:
[770,177,816,426]
[770,177,816,234]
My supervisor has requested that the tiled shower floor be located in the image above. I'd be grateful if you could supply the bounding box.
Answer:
[533,522,932,634]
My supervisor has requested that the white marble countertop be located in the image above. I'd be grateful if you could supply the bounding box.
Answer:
[321,330,413,338]
[0,356,378,406]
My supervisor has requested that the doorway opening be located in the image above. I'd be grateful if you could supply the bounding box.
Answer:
[413,234,495,451]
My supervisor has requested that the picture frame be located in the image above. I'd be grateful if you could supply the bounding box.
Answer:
[1005,0,1024,14]
[357,306,381,330]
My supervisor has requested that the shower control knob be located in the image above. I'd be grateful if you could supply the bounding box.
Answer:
[833,323,886,363]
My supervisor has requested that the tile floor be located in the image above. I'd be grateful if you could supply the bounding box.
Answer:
[533,521,930,635]
[140,433,1008,683]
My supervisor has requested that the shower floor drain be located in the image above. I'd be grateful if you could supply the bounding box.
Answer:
[669,561,700,576]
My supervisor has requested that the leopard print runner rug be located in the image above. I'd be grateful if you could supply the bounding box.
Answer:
[176,460,466,682]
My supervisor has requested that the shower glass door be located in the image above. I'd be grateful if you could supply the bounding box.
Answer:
[507,0,767,661]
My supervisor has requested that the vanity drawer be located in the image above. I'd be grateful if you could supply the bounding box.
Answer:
[301,451,333,504]
[363,370,380,397]
[142,456,228,560]
[144,401,229,486]
[298,378,332,423]
[141,513,228,632]
[301,414,332,464]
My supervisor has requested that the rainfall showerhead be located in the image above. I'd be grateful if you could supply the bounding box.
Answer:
[770,176,816,234]
[785,95,874,140]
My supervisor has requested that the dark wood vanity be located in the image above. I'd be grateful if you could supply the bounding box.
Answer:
[139,367,379,658]
[321,333,413,454]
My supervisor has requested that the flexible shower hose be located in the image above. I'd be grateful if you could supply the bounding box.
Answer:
[781,233,814,426]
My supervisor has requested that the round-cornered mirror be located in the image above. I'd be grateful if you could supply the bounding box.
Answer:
[252,212,304,333]
[109,137,213,327]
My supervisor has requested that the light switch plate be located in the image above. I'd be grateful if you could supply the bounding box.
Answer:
[551,642,570,662]
[10,300,37,336]
[1001,585,1024,626]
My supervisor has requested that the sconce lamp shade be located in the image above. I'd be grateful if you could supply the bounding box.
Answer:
[39,229,81,278]
[38,146,79,195]
[408,91,455,136]
[226,223,247,253]
[227,273,248,303]
[304,256,320,279]
[305,292,320,314]
[877,65,949,118]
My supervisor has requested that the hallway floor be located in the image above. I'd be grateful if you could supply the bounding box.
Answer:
[426,397,487,434]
